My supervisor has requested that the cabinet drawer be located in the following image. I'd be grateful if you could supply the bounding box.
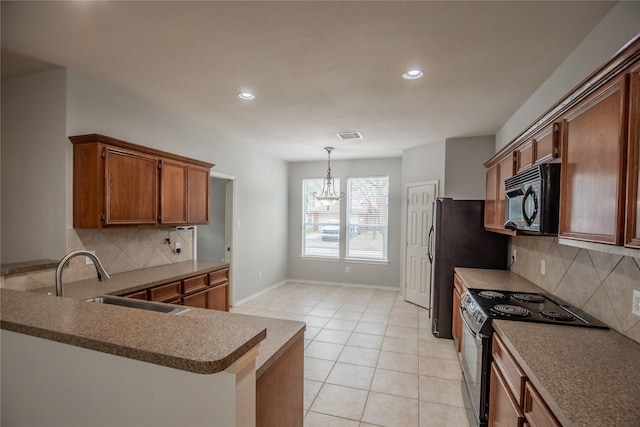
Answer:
[493,333,527,406]
[183,274,208,295]
[209,268,229,286]
[523,381,561,427]
[149,281,181,302]
[122,289,148,300]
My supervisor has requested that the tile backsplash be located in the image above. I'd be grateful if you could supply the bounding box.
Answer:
[510,235,640,344]
[1,227,193,291]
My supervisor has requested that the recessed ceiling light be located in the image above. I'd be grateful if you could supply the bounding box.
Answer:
[402,69,423,80]
[237,91,255,100]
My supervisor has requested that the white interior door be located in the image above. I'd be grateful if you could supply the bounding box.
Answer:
[404,181,437,309]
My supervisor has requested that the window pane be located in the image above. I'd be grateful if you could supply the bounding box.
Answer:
[346,176,389,260]
[302,178,340,258]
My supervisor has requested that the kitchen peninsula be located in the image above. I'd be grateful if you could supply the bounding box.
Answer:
[0,261,305,427]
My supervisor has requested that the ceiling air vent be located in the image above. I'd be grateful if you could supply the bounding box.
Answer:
[336,131,363,141]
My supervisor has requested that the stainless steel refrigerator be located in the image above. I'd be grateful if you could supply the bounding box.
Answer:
[429,198,508,339]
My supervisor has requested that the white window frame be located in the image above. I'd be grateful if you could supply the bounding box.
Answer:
[345,176,389,262]
[301,178,341,259]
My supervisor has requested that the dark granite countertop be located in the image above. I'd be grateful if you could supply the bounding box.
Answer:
[455,267,640,427]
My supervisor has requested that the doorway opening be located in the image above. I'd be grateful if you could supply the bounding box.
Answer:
[196,172,235,306]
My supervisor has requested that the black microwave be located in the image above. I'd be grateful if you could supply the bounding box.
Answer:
[504,163,561,234]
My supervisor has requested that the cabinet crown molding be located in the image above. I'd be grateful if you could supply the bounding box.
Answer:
[69,133,215,169]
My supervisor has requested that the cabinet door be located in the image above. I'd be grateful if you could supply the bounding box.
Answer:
[626,63,640,248]
[485,164,499,229]
[104,148,158,225]
[515,142,534,173]
[532,124,560,165]
[489,362,525,427]
[523,382,561,427]
[187,165,210,224]
[183,288,209,309]
[452,275,463,353]
[159,159,188,225]
[496,153,516,229]
[183,286,227,310]
[208,283,229,311]
[559,75,628,245]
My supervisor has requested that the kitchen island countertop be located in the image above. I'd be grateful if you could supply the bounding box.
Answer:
[455,267,640,427]
[3,261,305,377]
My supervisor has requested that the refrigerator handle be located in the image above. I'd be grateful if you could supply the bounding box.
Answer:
[427,225,434,264]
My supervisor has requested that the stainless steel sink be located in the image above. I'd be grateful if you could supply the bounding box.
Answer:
[86,295,189,315]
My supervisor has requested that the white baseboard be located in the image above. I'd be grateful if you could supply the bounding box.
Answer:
[285,279,400,292]
[232,279,288,307]
[234,279,401,307]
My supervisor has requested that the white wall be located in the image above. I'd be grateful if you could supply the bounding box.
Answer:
[65,69,290,301]
[401,141,446,190]
[444,135,495,199]
[1,69,69,264]
[1,330,240,427]
[1,69,289,301]
[287,157,402,288]
[496,1,640,150]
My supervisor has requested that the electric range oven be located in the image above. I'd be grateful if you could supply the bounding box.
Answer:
[459,288,608,427]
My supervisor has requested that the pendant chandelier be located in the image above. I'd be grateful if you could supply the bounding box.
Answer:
[314,147,344,209]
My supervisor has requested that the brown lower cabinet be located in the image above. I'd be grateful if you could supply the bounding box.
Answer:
[182,284,227,311]
[489,362,525,427]
[122,267,229,312]
[490,333,560,427]
[256,334,304,427]
[452,274,464,353]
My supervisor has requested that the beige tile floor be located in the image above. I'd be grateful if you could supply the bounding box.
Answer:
[231,282,471,427]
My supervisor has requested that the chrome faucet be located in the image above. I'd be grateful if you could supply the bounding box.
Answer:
[55,250,110,297]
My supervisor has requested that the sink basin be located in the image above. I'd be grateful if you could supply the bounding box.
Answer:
[86,295,189,315]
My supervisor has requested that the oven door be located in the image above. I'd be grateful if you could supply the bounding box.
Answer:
[459,308,491,426]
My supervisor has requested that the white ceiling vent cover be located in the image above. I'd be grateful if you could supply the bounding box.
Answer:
[336,131,363,141]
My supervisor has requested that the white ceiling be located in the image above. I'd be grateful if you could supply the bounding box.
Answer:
[1,1,615,161]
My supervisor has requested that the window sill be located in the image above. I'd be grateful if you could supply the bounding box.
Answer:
[345,258,389,265]
[299,256,340,262]
[299,256,389,266]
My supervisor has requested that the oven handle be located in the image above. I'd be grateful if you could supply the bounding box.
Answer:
[459,306,488,341]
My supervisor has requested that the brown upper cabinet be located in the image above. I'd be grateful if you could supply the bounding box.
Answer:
[515,123,560,173]
[559,73,628,245]
[484,152,516,234]
[625,62,640,248]
[483,35,640,248]
[484,163,499,230]
[71,134,214,228]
